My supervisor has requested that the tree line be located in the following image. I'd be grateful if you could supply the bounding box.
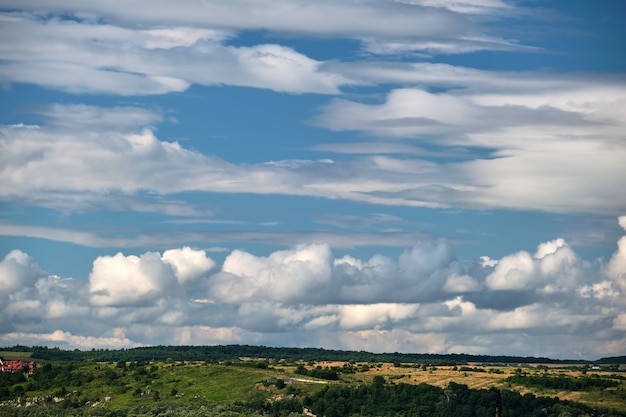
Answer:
[6,344,621,365]
[506,373,622,391]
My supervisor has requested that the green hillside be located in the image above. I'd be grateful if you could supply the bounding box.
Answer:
[1,346,625,416]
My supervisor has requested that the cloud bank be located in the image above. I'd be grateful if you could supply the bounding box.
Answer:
[1,217,625,358]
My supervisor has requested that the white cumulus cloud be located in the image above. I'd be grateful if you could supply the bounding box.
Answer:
[0,250,42,293]
[214,243,333,304]
[162,247,216,284]
[89,252,178,306]
[486,238,584,293]
[338,303,419,329]
[605,216,626,290]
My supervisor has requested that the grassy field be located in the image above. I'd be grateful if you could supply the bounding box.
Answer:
[0,351,33,361]
[97,362,272,408]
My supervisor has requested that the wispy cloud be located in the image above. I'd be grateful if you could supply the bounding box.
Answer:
[0,1,534,95]
[0,12,345,94]
[314,80,626,213]
[0,222,429,250]
[3,99,624,214]
[0,1,486,40]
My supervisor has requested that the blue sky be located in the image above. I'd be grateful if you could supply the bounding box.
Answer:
[1,0,625,359]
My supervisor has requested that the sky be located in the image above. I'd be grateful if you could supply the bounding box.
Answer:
[0,0,625,360]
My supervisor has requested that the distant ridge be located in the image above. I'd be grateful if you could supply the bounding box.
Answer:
[598,355,626,363]
[4,344,624,364]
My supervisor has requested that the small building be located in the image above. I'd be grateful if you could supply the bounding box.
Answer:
[0,356,36,373]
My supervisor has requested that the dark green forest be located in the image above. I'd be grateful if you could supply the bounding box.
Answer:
[506,373,624,391]
[5,344,623,365]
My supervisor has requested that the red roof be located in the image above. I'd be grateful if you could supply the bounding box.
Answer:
[0,359,26,373]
